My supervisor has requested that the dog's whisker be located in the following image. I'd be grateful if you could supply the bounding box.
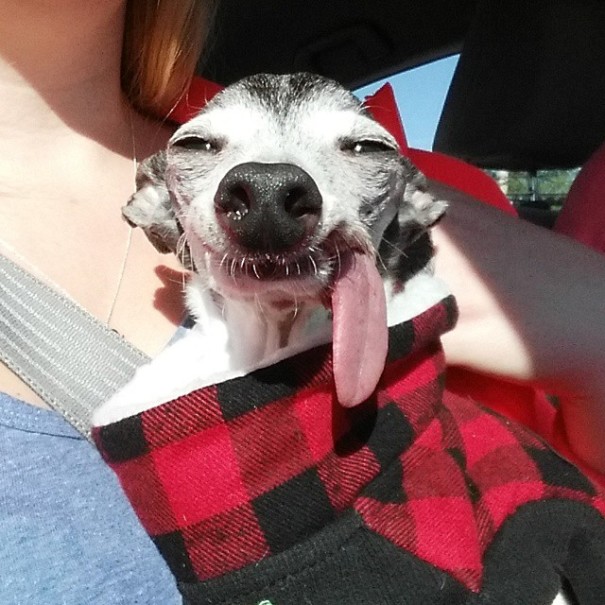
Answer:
[352,231,372,255]
[253,293,266,318]
[292,293,300,319]
[175,234,188,263]
[334,243,343,278]
[381,236,409,259]
[376,251,389,274]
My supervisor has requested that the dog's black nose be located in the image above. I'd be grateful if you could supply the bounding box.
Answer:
[214,162,322,252]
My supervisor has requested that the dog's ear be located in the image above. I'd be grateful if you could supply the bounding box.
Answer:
[122,152,193,269]
[378,156,448,280]
[398,156,448,239]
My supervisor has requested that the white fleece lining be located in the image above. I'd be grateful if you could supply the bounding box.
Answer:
[92,271,451,427]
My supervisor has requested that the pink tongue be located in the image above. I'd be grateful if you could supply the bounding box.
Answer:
[331,252,388,407]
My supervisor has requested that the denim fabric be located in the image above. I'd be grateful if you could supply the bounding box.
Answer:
[0,393,182,605]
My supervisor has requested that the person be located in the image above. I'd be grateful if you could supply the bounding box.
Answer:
[0,1,214,603]
[1,0,604,603]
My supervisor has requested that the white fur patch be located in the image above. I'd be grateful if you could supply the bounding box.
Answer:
[92,270,450,426]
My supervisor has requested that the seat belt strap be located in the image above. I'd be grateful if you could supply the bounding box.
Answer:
[0,253,150,439]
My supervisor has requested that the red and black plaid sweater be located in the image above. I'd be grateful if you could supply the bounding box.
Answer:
[94,297,605,605]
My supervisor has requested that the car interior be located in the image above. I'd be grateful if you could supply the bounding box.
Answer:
[200,0,605,236]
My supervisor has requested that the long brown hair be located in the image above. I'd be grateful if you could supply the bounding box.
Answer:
[122,0,217,118]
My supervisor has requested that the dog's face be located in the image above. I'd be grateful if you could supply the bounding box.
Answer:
[125,73,445,308]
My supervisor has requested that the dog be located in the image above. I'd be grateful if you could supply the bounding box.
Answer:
[93,74,583,605]
[103,72,447,414]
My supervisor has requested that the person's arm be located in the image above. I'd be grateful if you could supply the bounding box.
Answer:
[429,181,605,473]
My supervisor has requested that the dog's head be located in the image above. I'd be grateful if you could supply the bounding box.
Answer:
[125,73,447,406]
[126,73,445,303]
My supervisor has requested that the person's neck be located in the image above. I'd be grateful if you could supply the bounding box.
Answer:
[0,0,130,154]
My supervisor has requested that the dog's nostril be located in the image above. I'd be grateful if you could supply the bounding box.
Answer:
[217,184,251,220]
[224,185,250,220]
[283,186,320,219]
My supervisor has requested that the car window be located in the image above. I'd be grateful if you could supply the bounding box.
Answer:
[484,169,580,228]
[357,57,579,228]
[356,55,459,151]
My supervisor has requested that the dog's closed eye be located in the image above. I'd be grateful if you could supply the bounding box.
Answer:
[341,138,398,154]
[172,135,221,153]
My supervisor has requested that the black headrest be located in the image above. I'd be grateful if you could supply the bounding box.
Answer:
[433,0,605,170]
[201,0,475,89]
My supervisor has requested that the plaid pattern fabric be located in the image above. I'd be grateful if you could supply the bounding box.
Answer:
[94,295,605,596]
[355,393,605,591]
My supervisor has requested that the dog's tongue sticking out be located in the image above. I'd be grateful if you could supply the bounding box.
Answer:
[331,251,388,407]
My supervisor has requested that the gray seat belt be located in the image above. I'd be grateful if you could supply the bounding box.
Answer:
[0,253,150,439]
